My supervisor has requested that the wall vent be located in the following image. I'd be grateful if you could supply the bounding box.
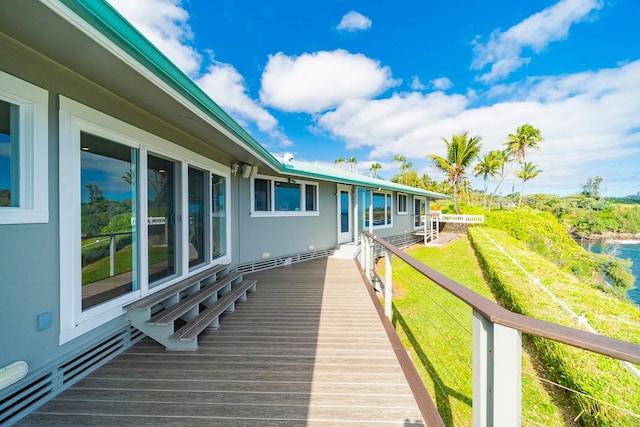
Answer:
[232,249,333,274]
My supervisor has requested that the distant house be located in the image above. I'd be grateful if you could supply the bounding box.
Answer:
[0,0,447,421]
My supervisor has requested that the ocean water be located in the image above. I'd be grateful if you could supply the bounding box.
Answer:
[581,242,640,306]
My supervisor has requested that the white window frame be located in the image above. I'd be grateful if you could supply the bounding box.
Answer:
[364,190,393,230]
[0,71,48,224]
[397,193,409,215]
[58,96,231,344]
[250,175,319,217]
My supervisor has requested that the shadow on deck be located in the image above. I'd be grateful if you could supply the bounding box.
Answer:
[19,258,426,426]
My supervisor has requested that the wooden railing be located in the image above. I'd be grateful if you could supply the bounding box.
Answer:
[360,231,640,427]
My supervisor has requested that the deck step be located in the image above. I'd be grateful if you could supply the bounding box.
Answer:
[125,263,229,311]
[125,264,256,351]
[170,279,257,342]
[146,272,243,326]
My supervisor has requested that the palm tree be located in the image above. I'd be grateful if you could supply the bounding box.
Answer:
[427,132,482,214]
[473,150,501,206]
[505,124,543,193]
[488,149,511,208]
[392,154,413,184]
[334,157,345,169]
[517,162,542,207]
[506,124,543,163]
[347,156,357,172]
[369,162,382,178]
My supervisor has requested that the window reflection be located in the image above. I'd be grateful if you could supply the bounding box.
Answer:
[80,132,137,310]
[0,100,19,207]
[188,167,206,269]
[211,174,226,260]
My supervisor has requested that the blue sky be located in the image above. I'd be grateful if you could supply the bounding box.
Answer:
[107,0,640,197]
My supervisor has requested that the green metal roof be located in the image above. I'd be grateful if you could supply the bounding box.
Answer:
[53,0,449,200]
[280,158,450,199]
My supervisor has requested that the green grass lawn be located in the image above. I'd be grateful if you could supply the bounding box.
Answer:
[386,238,574,427]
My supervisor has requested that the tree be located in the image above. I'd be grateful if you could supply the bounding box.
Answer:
[347,156,358,172]
[427,132,482,214]
[506,124,543,163]
[86,183,104,204]
[505,124,543,192]
[516,162,542,207]
[474,150,502,206]
[583,176,603,199]
[488,149,510,207]
[334,157,345,169]
[369,162,382,178]
[392,154,413,184]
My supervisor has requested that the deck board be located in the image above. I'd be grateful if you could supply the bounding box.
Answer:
[19,257,427,426]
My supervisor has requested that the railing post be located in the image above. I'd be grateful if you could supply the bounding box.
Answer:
[473,310,522,427]
[384,248,392,319]
[109,233,116,277]
[364,235,371,280]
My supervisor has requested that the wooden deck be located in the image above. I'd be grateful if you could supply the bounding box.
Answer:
[19,258,427,426]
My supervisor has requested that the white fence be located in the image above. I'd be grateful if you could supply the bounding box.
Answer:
[427,212,484,224]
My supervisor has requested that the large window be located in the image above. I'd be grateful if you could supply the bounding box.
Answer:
[59,97,231,344]
[0,71,48,224]
[251,176,319,216]
[363,191,392,228]
[80,133,138,310]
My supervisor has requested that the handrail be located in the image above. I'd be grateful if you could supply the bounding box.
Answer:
[362,230,640,365]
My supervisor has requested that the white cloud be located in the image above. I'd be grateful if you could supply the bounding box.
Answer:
[313,60,640,196]
[336,11,372,32]
[472,0,603,82]
[107,0,202,76]
[197,63,275,131]
[410,76,426,90]
[317,91,468,151]
[260,50,398,114]
[431,77,453,91]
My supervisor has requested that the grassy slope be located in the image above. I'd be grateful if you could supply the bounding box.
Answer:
[468,226,640,426]
[389,238,572,427]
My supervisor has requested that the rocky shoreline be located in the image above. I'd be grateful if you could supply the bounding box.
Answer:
[572,232,640,244]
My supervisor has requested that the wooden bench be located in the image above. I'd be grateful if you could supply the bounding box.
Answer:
[124,264,256,351]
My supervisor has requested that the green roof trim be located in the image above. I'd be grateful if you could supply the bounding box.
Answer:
[281,159,450,199]
[57,0,282,167]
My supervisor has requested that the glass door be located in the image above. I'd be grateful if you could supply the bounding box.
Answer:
[79,132,138,310]
[147,154,177,287]
[337,185,352,243]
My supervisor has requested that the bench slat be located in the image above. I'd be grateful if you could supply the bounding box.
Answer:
[124,264,228,311]
[147,272,242,326]
[170,280,256,341]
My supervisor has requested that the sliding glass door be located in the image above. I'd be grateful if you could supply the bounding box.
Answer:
[147,154,178,287]
[80,132,138,310]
